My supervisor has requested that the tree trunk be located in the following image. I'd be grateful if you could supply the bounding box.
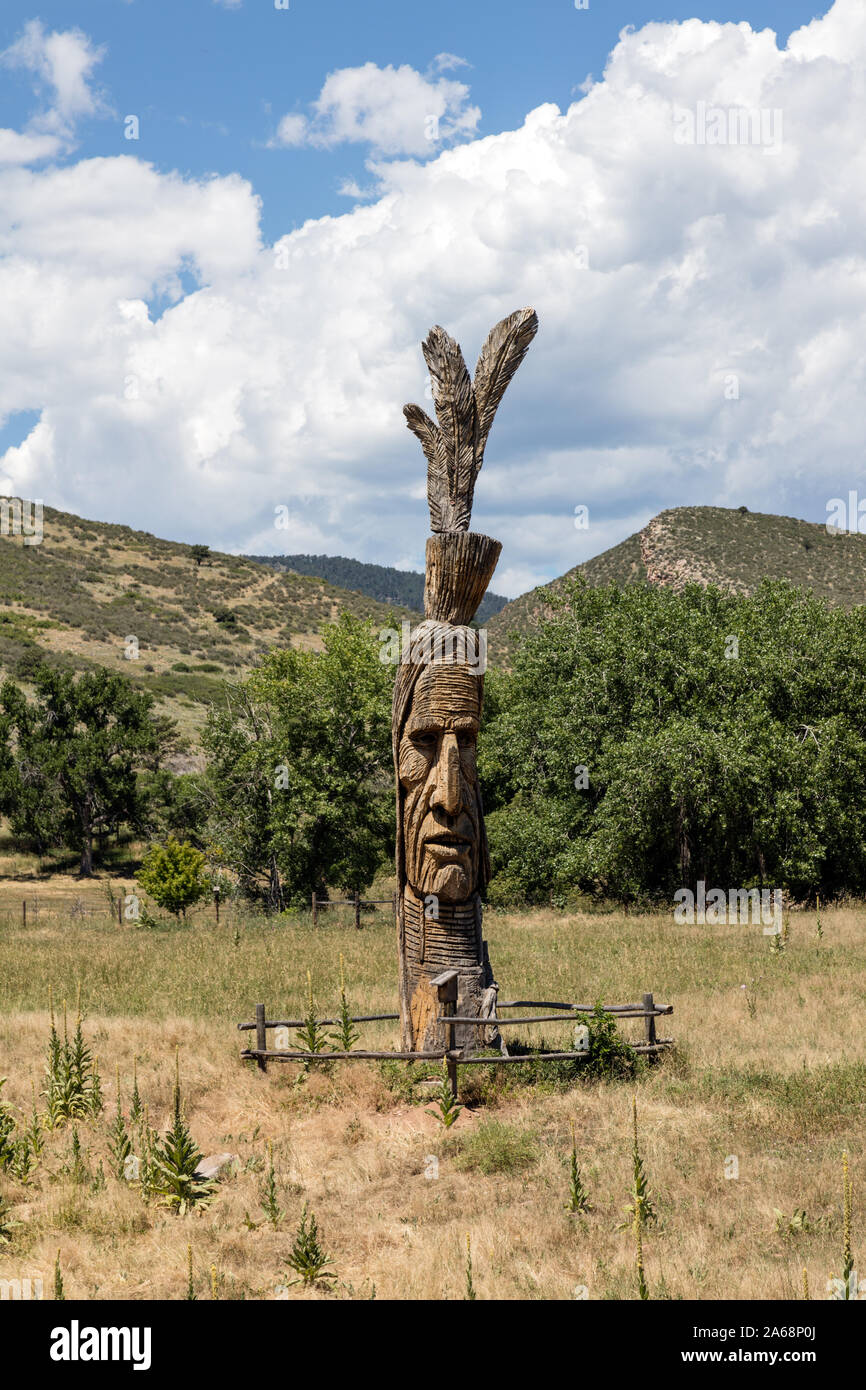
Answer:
[79,838,93,878]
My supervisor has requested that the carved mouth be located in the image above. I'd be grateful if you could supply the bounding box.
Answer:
[426,832,471,848]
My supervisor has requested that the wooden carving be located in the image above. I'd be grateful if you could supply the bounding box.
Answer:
[395,308,538,1052]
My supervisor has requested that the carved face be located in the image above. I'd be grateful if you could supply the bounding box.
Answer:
[398,663,482,903]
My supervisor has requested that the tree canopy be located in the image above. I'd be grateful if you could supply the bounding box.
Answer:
[480,578,866,905]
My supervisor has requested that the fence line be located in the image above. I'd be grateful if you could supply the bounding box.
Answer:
[238,983,674,1095]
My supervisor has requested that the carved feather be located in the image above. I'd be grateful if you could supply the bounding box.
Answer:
[472,307,538,471]
[403,403,448,531]
[403,308,538,533]
[421,325,476,532]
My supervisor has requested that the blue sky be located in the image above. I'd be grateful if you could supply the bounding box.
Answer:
[3,0,863,596]
[0,0,827,243]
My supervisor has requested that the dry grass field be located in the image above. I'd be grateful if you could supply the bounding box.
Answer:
[0,892,863,1301]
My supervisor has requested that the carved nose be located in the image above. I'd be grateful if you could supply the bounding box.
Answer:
[430,733,462,817]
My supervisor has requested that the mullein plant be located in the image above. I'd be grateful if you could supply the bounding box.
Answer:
[151,1053,215,1214]
[259,1142,285,1229]
[815,894,823,941]
[0,1078,16,1172]
[89,1055,104,1118]
[129,1058,143,1127]
[108,1065,132,1181]
[53,1250,65,1300]
[841,1150,854,1300]
[620,1095,657,1300]
[0,1189,19,1245]
[464,1233,477,1301]
[25,1082,44,1158]
[296,972,329,1057]
[565,1123,591,1214]
[185,1244,196,1301]
[284,1203,336,1289]
[136,1105,160,1200]
[44,987,99,1127]
[329,955,360,1053]
[425,1058,463,1127]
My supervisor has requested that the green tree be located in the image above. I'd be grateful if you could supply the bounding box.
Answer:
[138,837,209,918]
[189,545,210,569]
[481,578,866,904]
[0,667,171,876]
[202,614,393,909]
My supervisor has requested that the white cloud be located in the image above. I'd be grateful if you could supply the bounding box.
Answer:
[0,19,108,162]
[3,3,866,596]
[271,60,480,156]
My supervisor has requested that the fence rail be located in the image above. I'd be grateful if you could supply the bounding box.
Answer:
[238,983,673,1095]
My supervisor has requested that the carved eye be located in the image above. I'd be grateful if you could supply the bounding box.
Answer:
[411,732,437,752]
[457,731,476,749]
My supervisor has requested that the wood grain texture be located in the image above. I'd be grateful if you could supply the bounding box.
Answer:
[403,308,538,535]
[395,310,538,1052]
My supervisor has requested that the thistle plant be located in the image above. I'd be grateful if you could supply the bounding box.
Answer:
[329,954,359,1053]
[465,1233,476,1301]
[295,972,329,1057]
[151,1054,215,1214]
[284,1203,336,1288]
[425,1058,462,1127]
[53,1250,65,1300]
[565,1123,591,1214]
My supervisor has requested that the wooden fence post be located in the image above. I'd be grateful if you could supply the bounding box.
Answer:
[643,992,656,1049]
[255,1003,267,1073]
[22,900,26,927]
[117,898,123,926]
[354,891,361,930]
[311,891,318,927]
[214,888,220,926]
[432,969,459,1099]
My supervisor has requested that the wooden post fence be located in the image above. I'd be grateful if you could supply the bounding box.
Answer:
[255,1002,267,1074]
[238,993,674,1084]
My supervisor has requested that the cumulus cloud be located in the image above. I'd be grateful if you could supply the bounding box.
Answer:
[3,3,866,596]
[271,60,480,155]
[0,19,108,161]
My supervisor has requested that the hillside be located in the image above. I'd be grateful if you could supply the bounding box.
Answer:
[488,505,866,665]
[0,505,418,758]
[246,552,509,625]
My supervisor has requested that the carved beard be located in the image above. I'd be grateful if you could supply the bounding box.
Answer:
[398,664,482,904]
